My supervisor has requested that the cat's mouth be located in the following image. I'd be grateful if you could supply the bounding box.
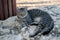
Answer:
[18,13,27,18]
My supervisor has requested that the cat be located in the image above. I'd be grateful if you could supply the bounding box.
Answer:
[17,7,54,37]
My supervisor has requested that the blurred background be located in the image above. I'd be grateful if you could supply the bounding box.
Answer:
[0,0,60,20]
[16,0,60,8]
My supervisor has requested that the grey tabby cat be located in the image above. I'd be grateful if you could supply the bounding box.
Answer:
[16,7,54,37]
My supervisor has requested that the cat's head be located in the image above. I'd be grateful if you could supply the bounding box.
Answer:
[16,7,28,18]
